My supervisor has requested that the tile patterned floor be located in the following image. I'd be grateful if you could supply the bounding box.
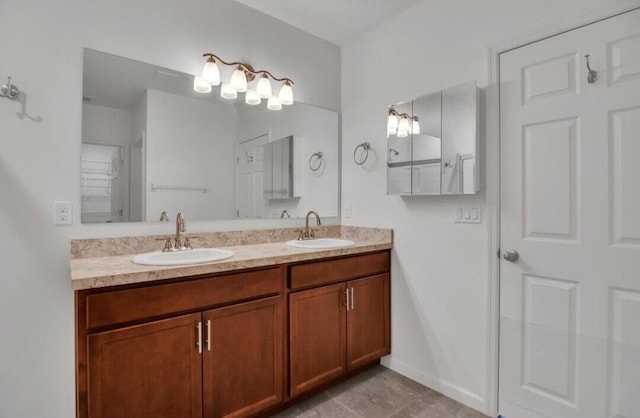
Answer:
[274,366,489,418]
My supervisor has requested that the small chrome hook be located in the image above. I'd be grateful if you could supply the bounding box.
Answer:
[584,55,598,84]
[1,76,20,100]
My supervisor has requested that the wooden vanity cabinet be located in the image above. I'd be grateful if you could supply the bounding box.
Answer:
[203,296,283,418]
[288,251,390,397]
[76,250,391,418]
[76,266,284,418]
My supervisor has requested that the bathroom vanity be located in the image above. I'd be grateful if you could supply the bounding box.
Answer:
[72,226,392,418]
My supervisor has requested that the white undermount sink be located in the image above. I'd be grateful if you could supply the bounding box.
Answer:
[132,248,235,266]
[286,238,356,249]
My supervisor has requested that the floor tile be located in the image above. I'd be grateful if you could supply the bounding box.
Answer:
[273,392,359,418]
[278,365,489,418]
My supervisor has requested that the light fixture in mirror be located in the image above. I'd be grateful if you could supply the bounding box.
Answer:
[81,49,339,224]
[387,81,478,196]
[197,53,294,110]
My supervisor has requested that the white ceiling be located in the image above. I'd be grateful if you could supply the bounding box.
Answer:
[232,0,423,45]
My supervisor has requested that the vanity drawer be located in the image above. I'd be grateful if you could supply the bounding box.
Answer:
[289,251,389,290]
[85,266,283,329]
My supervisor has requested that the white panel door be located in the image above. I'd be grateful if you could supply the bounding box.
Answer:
[235,134,268,218]
[500,9,640,418]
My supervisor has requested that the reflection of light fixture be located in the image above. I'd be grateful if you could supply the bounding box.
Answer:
[245,89,261,105]
[397,117,410,135]
[410,117,420,135]
[193,76,212,93]
[220,83,237,99]
[267,95,282,111]
[196,53,294,111]
[387,107,420,137]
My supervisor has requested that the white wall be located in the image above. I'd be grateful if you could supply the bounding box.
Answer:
[0,1,339,417]
[341,0,640,414]
[145,90,236,221]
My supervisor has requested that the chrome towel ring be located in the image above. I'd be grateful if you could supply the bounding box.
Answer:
[353,142,370,165]
[309,151,323,171]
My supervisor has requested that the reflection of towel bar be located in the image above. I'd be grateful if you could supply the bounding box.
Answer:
[387,158,441,168]
[151,183,208,193]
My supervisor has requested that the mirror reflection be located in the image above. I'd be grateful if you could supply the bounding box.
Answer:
[386,81,478,196]
[81,49,339,223]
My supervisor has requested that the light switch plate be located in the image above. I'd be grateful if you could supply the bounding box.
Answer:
[455,206,481,224]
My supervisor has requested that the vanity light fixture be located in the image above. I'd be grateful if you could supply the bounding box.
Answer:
[387,107,420,137]
[195,53,294,110]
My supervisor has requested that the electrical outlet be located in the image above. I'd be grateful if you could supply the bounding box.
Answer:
[53,201,72,225]
[345,205,352,218]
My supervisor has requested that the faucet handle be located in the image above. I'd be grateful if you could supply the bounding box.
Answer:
[155,237,173,252]
[183,236,200,250]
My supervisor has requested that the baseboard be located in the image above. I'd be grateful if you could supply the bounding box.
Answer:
[383,357,488,415]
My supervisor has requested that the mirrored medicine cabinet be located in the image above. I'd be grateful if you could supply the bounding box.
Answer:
[387,81,479,196]
[263,135,295,200]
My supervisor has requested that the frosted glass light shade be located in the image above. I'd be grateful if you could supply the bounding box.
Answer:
[245,89,261,105]
[267,95,282,111]
[220,83,237,99]
[201,60,220,86]
[387,114,398,133]
[411,120,420,135]
[256,75,272,98]
[397,117,410,134]
[278,82,293,105]
[193,76,212,93]
[397,129,409,138]
[230,68,247,92]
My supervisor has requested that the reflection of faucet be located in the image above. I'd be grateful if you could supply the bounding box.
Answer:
[299,210,321,240]
[159,211,169,221]
[175,211,186,249]
[280,210,290,218]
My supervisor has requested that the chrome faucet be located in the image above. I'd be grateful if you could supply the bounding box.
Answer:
[175,211,186,249]
[299,210,321,240]
[280,210,291,218]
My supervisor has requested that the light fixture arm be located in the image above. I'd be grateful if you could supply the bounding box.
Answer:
[388,108,411,119]
[202,53,294,85]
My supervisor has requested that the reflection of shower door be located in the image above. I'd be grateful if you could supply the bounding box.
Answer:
[81,143,127,223]
[236,134,269,218]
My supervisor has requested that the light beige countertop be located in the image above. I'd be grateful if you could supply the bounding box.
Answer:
[71,226,392,290]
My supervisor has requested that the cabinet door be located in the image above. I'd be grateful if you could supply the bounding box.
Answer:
[347,274,390,370]
[203,296,283,418]
[87,313,203,418]
[289,282,347,397]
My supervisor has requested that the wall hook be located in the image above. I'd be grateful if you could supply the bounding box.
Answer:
[584,55,598,84]
[0,76,20,100]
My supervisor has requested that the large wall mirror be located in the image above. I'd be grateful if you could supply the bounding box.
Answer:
[387,81,478,195]
[81,49,339,223]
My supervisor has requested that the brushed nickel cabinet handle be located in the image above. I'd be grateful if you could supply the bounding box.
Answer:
[350,287,354,310]
[206,319,211,351]
[196,322,202,354]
